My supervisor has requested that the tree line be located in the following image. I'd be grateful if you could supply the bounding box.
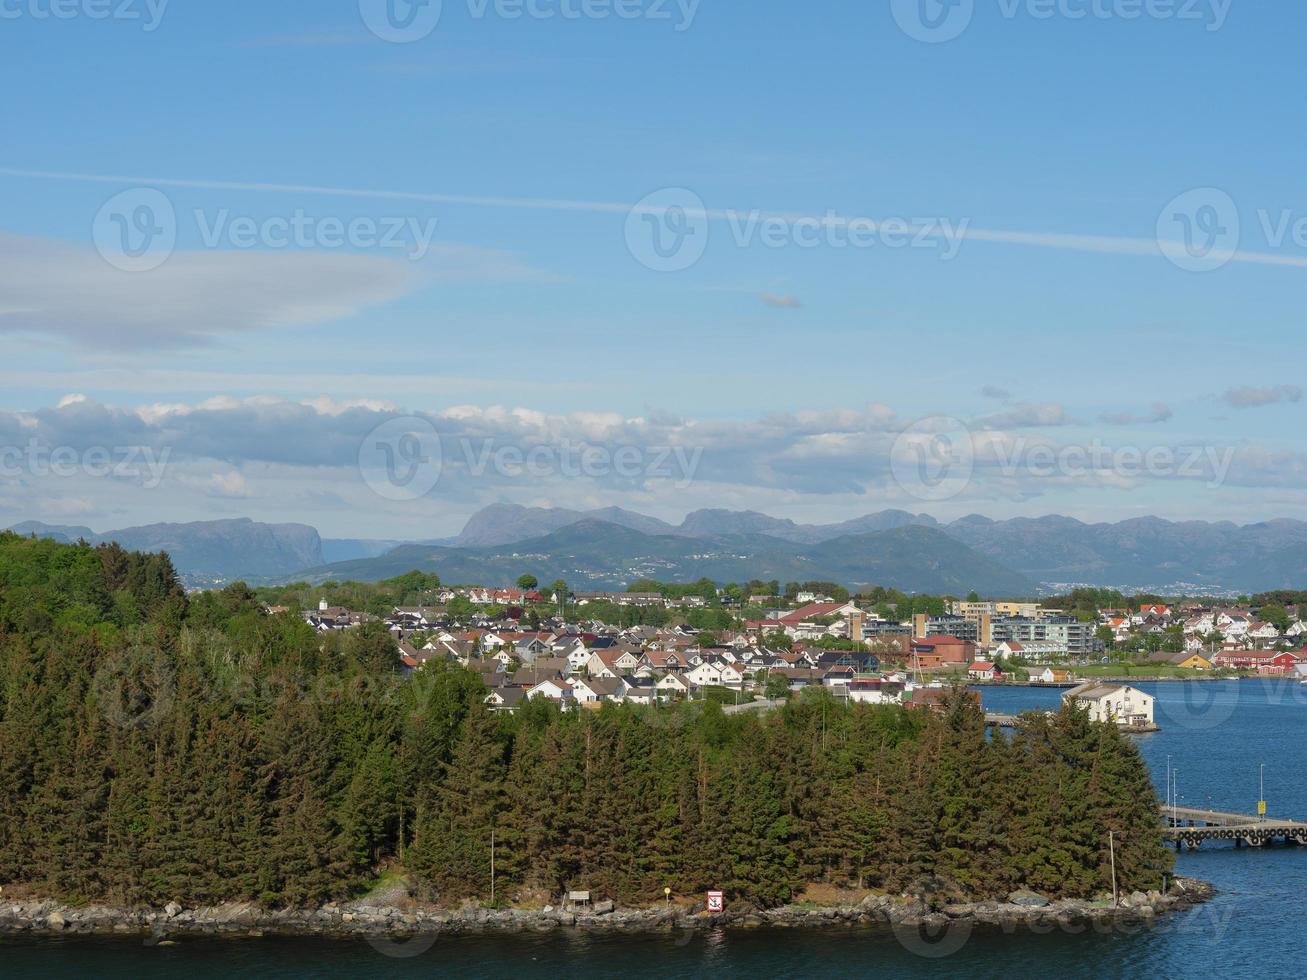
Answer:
[0,532,1171,909]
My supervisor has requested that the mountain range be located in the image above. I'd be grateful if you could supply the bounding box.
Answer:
[8,505,1307,594]
[6,518,324,581]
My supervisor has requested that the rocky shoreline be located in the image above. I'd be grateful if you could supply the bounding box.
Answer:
[0,879,1215,942]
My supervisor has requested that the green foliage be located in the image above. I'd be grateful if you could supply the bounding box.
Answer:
[0,534,1173,910]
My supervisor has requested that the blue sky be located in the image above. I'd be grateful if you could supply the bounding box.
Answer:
[1,0,1304,537]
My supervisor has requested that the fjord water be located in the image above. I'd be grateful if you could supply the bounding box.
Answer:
[4,680,1304,978]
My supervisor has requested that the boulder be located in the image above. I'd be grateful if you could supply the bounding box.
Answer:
[1007,890,1050,908]
[46,911,67,931]
[593,900,615,915]
[164,902,182,920]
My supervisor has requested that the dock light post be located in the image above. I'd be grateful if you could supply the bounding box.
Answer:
[1259,763,1266,823]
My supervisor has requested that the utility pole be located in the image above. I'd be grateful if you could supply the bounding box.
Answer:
[1108,830,1118,908]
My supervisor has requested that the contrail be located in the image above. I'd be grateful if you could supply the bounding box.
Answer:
[2,166,1304,269]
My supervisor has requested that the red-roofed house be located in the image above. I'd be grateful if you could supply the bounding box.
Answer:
[968,661,1001,680]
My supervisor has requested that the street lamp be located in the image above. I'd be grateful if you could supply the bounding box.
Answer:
[1259,763,1266,823]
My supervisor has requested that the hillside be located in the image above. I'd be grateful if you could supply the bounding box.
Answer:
[291,519,1034,595]
[8,518,323,582]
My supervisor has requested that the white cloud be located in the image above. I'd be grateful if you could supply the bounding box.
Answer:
[976,402,1076,429]
[1223,385,1303,409]
[2,395,1303,533]
[1100,403,1173,425]
[0,232,554,351]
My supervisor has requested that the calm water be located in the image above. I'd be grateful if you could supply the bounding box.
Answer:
[4,680,1305,978]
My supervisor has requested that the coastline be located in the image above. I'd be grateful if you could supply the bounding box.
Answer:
[0,879,1215,941]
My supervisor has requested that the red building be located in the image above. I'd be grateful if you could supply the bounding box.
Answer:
[910,635,976,670]
[1211,649,1303,674]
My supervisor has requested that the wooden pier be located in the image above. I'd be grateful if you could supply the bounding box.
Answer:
[1162,805,1307,849]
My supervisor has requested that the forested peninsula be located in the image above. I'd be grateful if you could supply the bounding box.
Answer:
[0,532,1173,919]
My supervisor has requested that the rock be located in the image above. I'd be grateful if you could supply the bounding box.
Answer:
[210,901,259,924]
[1126,891,1149,908]
[46,911,66,931]
[543,905,554,913]
[1008,890,1051,908]
[593,899,615,915]
[164,902,182,920]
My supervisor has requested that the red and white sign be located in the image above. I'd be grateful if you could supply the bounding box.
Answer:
[706,891,724,913]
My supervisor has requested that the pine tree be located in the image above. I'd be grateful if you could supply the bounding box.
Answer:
[409,704,506,901]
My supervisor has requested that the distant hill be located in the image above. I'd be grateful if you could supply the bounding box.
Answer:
[430,505,1307,593]
[293,519,1034,596]
[13,504,1307,593]
[452,503,676,547]
[944,514,1307,591]
[321,538,411,564]
[8,518,323,582]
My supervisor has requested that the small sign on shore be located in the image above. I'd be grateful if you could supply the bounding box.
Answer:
[706,891,724,913]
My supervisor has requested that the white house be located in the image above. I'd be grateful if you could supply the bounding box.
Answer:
[584,649,643,679]
[571,676,621,704]
[719,662,746,688]
[1062,683,1155,729]
[526,678,574,705]
[687,661,725,688]
[656,673,692,697]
